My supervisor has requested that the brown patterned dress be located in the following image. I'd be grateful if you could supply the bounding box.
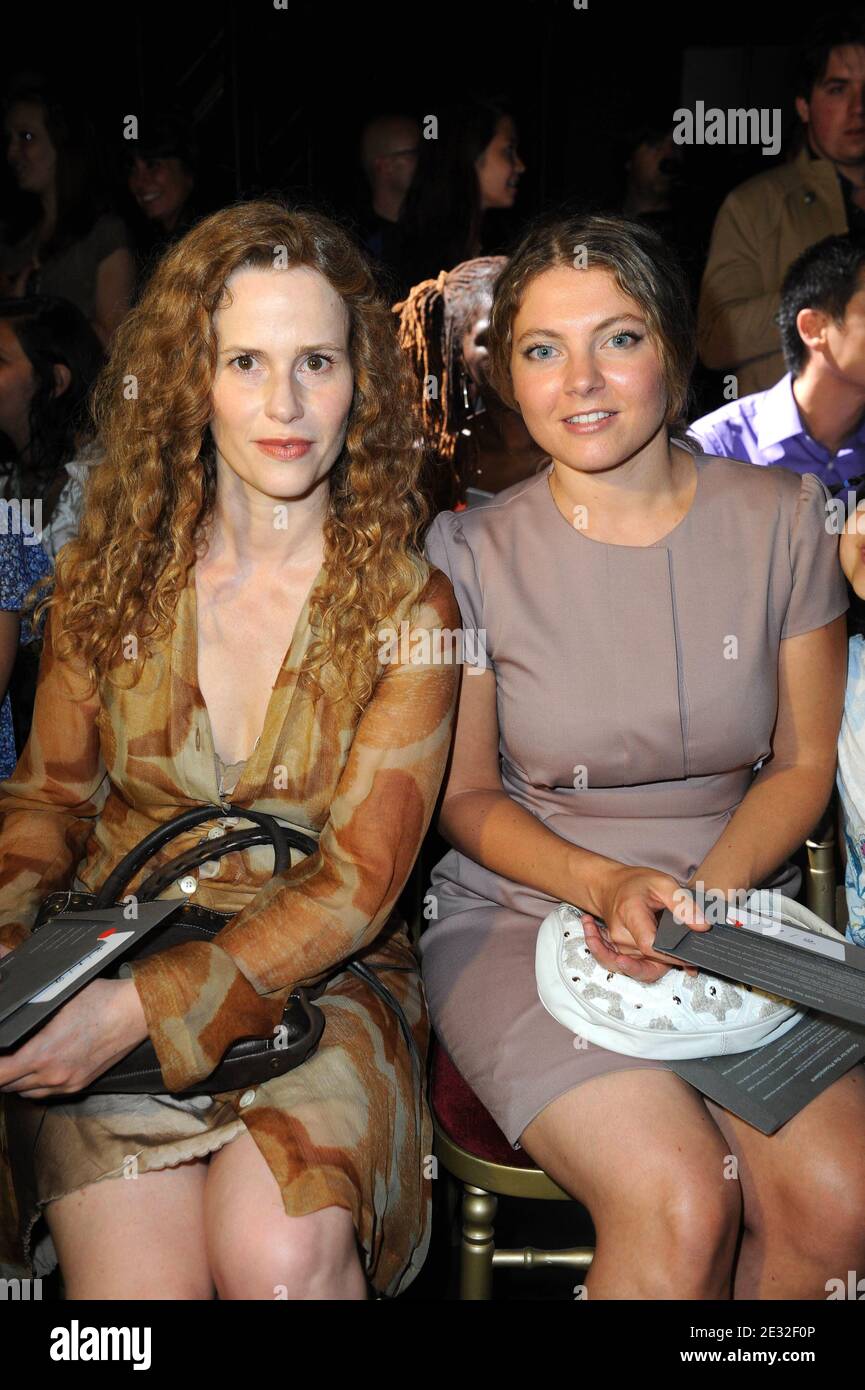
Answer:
[0,560,459,1296]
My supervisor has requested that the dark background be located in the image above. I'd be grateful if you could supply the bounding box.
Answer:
[0,0,820,255]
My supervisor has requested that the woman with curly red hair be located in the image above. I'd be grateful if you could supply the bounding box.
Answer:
[0,202,459,1299]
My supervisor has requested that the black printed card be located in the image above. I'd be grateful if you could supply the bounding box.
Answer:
[0,901,182,1048]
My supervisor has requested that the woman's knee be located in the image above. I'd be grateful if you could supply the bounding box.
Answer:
[756,1152,865,1266]
[642,1167,742,1295]
[542,1144,741,1296]
[521,1074,742,1295]
[588,1152,742,1297]
[209,1204,365,1300]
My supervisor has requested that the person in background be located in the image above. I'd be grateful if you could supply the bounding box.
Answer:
[690,234,865,488]
[395,257,547,513]
[698,15,865,397]
[0,296,104,559]
[0,76,135,347]
[0,294,103,753]
[618,125,705,301]
[621,127,683,223]
[837,491,865,945]
[395,99,526,297]
[122,110,202,283]
[356,114,419,288]
[0,527,51,778]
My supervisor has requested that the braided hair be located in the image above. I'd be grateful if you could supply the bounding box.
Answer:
[395,256,507,509]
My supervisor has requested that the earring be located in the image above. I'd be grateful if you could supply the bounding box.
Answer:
[461,372,471,412]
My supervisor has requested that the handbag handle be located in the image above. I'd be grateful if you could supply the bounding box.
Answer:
[94,804,318,908]
[136,824,319,902]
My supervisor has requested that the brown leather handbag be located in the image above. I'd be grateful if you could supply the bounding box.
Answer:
[32,803,420,1096]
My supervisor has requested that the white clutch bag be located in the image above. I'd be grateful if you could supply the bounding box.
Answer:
[535,891,844,1060]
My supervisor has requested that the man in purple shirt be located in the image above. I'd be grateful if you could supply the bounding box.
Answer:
[690,233,865,489]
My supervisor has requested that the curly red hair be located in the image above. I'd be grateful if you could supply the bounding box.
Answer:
[37,202,430,708]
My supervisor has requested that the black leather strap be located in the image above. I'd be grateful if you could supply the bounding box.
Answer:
[95,804,318,907]
[136,825,319,901]
[346,960,423,1083]
[65,803,423,1097]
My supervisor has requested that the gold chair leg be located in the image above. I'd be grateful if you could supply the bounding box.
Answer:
[443,1171,460,1246]
[459,1184,496,1300]
[806,807,837,928]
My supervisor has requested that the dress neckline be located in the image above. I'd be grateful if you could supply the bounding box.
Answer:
[542,451,703,550]
[189,562,326,798]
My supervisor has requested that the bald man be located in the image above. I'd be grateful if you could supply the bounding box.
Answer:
[357,115,419,286]
[361,115,420,220]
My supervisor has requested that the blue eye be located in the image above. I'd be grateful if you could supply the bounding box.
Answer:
[608,331,642,348]
[525,344,557,360]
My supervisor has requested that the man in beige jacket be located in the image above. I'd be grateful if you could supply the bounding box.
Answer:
[698,24,865,398]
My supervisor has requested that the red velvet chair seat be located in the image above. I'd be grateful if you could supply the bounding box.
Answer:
[430,1035,538,1169]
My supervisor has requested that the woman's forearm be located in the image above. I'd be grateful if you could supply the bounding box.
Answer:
[688,760,836,898]
[438,789,620,918]
[442,760,835,925]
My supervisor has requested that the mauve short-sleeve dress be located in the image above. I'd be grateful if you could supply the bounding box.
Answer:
[421,451,850,1148]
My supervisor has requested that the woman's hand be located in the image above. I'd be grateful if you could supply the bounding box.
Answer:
[0,976,149,1099]
[580,865,708,982]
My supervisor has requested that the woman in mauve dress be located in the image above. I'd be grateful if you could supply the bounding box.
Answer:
[0,203,459,1299]
[422,213,865,1300]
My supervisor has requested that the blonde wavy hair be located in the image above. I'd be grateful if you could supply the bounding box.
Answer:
[37,201,430,709]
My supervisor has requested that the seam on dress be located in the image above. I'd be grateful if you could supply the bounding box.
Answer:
[666,548,691,780]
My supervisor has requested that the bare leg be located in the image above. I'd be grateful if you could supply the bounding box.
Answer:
[703,1065,865,1299]
[44,1156,214,1299]
[204,1130,367,1300]
[520,1068,742,1299]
